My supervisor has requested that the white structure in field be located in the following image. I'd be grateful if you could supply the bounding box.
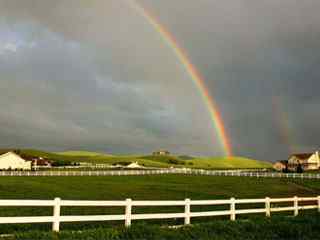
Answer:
[0,152,31,170]
[126,162,144,169]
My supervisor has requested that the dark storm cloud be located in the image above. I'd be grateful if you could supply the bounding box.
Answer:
[0,12,215,156]
[144,0,320,159]
[0,0,319,159]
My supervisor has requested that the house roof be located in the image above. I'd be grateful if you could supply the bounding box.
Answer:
[0,151,21,159]
[34,159,51,166]
[0,151,27,161]
[290,153,313,159]
[0,152,48,163]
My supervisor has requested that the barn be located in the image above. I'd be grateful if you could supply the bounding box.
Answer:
[0,152,31,170]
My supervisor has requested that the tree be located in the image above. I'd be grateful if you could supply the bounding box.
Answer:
[297,163,304,173]
[14,149,21,155]
[282,165,289,173]
[51,160,72,167]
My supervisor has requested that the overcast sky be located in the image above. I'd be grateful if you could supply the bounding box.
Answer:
[0,0,319,160]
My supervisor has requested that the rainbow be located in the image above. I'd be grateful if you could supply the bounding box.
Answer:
[126,0,232,156]
[272,96,296,154]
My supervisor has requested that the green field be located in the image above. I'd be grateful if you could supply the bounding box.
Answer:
[0,149,272,169]
[0,176,318,228]
[1,175,319,200]
[0,175,318,237]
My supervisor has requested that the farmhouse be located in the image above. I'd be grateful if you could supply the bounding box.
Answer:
[288,151,320,171]
[153,150,170,156]
[0,152,31,170]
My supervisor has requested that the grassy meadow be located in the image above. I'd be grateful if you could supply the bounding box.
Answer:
[0,149,309,239]
[0,149,272,169]
[0,175,319,200]
[0,175,318,234]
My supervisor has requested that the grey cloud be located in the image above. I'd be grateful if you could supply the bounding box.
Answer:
[0,0,319,159]
[0,18,215,156]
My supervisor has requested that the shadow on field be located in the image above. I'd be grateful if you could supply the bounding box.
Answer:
[2,212,320,240]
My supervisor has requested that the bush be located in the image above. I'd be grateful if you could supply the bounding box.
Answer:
[51,160,72,167]
[113,162,131,166]
[168,159,185,165]
[168,159,179,164]
[297,164,304,173]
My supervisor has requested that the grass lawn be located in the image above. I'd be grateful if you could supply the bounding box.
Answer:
[0,175,318,233]
[0,175,318,200]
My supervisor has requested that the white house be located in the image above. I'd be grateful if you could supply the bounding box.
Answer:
[288,151,320,171]
[0,152,31,170]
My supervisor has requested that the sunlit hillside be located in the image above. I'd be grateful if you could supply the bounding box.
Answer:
[0,149,272,169]
[55,151,113,157]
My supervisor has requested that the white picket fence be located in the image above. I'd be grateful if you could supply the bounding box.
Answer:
[0,169,319,179]
[0,196,319,232]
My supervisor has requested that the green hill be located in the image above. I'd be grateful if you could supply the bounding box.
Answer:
[188,156,271,169]
[140,155,271,169]
[0,149,272,169]
[55,151,113,157]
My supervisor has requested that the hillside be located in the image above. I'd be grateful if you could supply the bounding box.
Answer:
[0,149,272,169]
[55,151,113,157]
[188,156,272,169]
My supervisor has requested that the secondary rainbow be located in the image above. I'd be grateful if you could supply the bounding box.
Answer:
[272,96,296,154]
[126,0,232,156]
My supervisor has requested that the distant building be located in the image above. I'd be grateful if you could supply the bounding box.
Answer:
[152,150,170,156]
[288,152,320,171]
[0,152,31,170]
[273,161,288,171]
[32,158,52,170]
[17,155,52,170]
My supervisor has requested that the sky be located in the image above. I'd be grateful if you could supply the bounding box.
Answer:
[0,0,319,161]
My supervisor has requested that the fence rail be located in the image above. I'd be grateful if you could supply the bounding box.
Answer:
[0,169,319,179]
[0,196,319,232]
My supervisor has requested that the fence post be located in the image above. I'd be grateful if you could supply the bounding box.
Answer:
[184,198,191,225]
[318,196,320,213]
[52,198,61,232]
[293,196,298,216]
[265,197,271,217]
[230,197,236,221]
[125,198,132,227]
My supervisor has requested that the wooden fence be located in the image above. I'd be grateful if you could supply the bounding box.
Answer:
[0,196,318,232]
[0,169,319,179]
